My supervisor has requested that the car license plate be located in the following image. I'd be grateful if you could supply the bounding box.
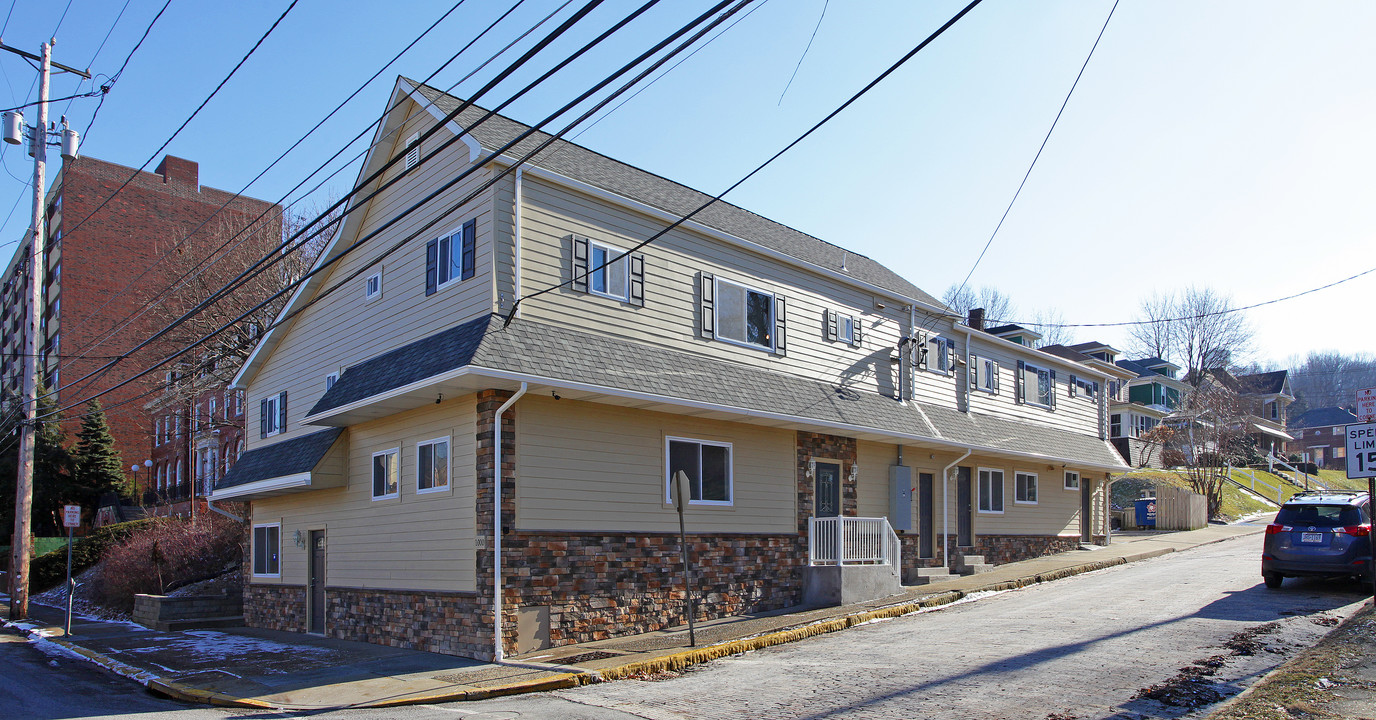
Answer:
[1300,532,1323,544]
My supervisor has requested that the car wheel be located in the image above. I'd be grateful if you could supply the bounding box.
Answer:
[1263,572,1283,589]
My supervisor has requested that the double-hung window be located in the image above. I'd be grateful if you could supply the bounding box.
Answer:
[1018,361,1055,408]
[588,241,629,301]
[260,391,287,438]
[1070,375,1097,399]
[922,335,953,374]
[715,278,774,351]
[372,448,399,500]
[1064,471,1081,491]
[666,437,732,505]
[978,468,1004,513]
[252,523,280,577]
[365,271,382,301]
[425,219,475,295]
[417,438,450,493]
[1015,472,1038,504]
[826,310,862,347]
[970,354,999,394]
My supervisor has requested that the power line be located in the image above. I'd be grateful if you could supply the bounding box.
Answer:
[950,0,1118,311]
[82,0,173,143]
[509,0,983,321]
[776,0,827,105]
[61,0,132,119]
[0,88,102,112]
[51,0,749,417]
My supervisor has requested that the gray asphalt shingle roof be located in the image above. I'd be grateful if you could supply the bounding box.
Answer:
[1289,406,1357,430]
[403,79,943,311]
[216,427,344,490]
[309,315,1125,469]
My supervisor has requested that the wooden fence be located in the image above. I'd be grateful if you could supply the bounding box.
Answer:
[1153,484,1208,531]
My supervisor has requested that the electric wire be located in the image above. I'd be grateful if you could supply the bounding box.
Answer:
[48,0,622,405]
[0,88,102,112]
[508,0,983,321]
[949,0,1118,317]
[777,0,827,105]
[61,0,132,119]
[47,0,748,417]
[55,0,298,249]
[82,0,173,143]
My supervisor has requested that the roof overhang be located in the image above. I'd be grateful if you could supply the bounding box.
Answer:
[1251,423,1294,441]
[304,366,1129,474]
[210,472,315,501]
[210,427,347,501]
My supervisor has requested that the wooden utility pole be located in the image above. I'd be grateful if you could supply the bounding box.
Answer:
[2,40,89,620]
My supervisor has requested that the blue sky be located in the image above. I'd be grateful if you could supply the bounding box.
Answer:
[0,0,1372,370]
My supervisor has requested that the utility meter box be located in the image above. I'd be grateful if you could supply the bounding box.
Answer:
[889,465,914,532]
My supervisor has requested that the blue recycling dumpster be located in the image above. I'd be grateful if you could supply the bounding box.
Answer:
[1135,497,1157,528]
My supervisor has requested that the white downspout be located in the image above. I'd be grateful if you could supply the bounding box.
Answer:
[512,168,524,318]
[492,382,526,663]
[941,449,971,570]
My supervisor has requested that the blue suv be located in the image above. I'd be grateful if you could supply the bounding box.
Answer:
[1262,491,1372,588]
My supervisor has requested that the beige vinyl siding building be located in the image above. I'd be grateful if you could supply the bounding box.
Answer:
[217,77,1128,662]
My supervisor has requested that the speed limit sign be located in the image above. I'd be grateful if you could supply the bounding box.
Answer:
[1347,423,1376,479]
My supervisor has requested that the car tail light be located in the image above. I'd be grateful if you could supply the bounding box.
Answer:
[1340,524,1371,537]
[1265,524,1290,535]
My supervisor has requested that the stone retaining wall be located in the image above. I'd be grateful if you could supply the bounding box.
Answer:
[133,592,243,630]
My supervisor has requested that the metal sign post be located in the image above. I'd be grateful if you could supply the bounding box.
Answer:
[61,505,79,636]
[1343,424,1376,601]
[673,470,697,647]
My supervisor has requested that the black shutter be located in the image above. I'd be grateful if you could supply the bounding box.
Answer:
[629,253,645,307]
[1015,360,1026,404]
[916,334,928,370]
[571,236,589,293]
[260,398,268,438]
[851,316,862,346]
[969,354,978,389]
[774,295,787,356]
[1069,374,1078,397]
[826,310,838,341]
[278,392,288,432]
[700,273,714,338]
[460,220,476,280]
[1049,369,1057,410]
[947,341,956,375]
[992,362,1000,394]
[425,239,438,296]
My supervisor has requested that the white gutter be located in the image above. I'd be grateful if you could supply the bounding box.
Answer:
[492,382,526,663]
[941,449,971,571]
[512,167,524,318]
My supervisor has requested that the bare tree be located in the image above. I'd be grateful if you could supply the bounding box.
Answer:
[1287,351,1376,416]
[1026,308,1075,348]
[1174,287,1252,384]
[1178,379,1245,519]
[1126,291,1176,361]
[941,284,1017,325]
[142,201,338,400]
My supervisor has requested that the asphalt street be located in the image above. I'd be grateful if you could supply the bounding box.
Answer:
[1,532,1367,720]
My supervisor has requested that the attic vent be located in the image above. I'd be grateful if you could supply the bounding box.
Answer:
[840,251,849,272]
[404,132,420,170]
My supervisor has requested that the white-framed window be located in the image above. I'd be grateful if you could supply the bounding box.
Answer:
[588,240,629,301]
[1015,472,1038,504]
[665,436,732,505]
[1071,375,1097,399]
[365,271,382,301]
[208,398,217,422]
[826,310,862,347]
[252,523,281,577]
[260,391,287,438]
[1064,471,1081,490]
[1021,362,1053,408]
[715,278,774,351]
[404,131,420,170]
[924,335,953,374]
[372,448,399,500]
[978,468,1004,513]
[1132,414,1158,437]
[325,373,338,391]
[1110,414,1122,438]
[971,354,999,394]
[425,219,475,294]
[417,437,450,493]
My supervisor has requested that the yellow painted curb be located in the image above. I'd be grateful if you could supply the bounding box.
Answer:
[364,672,587,709]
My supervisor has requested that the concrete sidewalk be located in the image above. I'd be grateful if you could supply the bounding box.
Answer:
[1,522,1266,711]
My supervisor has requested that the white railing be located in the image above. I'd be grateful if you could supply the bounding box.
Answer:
[808,516,901,576]
[1266,453,1330,492]
[1227,464,1283,503]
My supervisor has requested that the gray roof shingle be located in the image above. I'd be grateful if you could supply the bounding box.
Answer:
[309,315,1125,469]
[215,427,344,491]
[404,79,944,311]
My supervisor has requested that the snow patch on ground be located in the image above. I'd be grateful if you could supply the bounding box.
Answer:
[117,629,338,662]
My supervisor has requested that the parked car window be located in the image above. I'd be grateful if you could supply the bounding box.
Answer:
[1275,504,1363,527]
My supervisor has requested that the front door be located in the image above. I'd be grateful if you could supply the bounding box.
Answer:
[956,466,973,547]
[918,472,935,558]
[309,530,326,634]
[1080,480,1093,543]
[815,461,841,518]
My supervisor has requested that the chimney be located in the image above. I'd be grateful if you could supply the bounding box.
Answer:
[154,155,199,187]
[968,308,985,331]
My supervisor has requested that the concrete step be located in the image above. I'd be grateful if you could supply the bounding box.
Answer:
[956,555,986,566]
[960,565,995,575]
[906,567,955,585]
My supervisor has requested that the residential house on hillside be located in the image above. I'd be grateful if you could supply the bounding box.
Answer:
[212,77,1129,661]
[1286,406,1355,469]
[1109,356,1190,468]
[1198,368,1295,460]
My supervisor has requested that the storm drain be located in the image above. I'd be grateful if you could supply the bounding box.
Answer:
[555,651,624,665]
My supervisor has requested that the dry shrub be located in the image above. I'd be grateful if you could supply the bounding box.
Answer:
[97,514,244,611]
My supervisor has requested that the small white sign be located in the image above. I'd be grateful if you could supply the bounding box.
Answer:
[62,504,81,528]
[1358,387,1376,422]
[1346,422,1376,479]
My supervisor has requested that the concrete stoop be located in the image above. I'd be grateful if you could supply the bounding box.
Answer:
[906,567,955,585]
[803,564,905,606]
[954,554,994,576]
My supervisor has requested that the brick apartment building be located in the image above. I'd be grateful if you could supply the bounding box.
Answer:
[0,154,279,502]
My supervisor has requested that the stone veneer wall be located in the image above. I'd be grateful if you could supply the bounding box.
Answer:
[795,431,858,533]
[244,584,306,631]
